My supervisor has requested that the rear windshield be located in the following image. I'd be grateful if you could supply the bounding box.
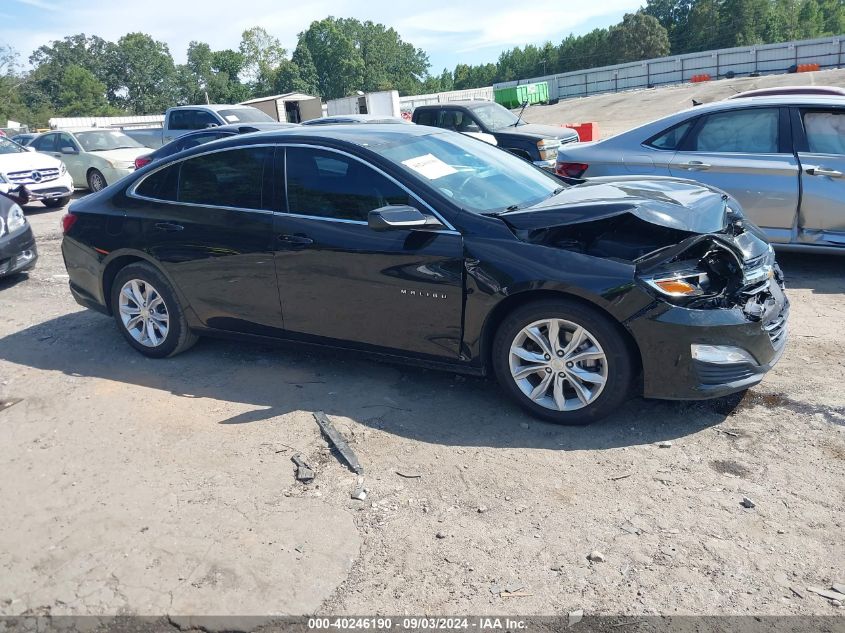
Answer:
[217,108,274,124]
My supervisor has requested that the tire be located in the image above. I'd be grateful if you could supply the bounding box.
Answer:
[110,262,197,358]
[87,169,107,192]
[492,299,634,425]
[42,197,69,209]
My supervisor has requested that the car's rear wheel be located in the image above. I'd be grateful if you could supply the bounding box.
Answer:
[42,197,69,208]
[110,262,197,358]
[87,169,107,192]
[492,299,634,424]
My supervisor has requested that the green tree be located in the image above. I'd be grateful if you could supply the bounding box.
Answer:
[112,33,177,114]
[28,34,119,105]
[239,27,286,96]
[297,18,365,99]
[56,65,116,116]
[797,0,825,38]
[608,12,671,63]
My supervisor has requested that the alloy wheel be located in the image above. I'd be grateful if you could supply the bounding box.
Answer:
[118,279,170,347]
[509,318,608,411]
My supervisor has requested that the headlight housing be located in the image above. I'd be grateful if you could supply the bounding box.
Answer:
[537,139,560,161]
[644,269,713,297]
[5,203,27,235]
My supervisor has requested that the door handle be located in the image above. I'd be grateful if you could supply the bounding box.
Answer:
[806,167,843,178]
[677,161,711,170]
[154,222,184,232]
[277,234,313,247]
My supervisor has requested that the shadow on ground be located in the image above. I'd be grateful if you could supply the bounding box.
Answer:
[776,251,845,295]
[0,310,749,451]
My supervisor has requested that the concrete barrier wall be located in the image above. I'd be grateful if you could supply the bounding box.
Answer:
[494,35,844,102]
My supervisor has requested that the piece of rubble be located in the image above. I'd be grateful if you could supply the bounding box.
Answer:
[291,454,315,483]
[477,506,488,513]
[740,496,756,509]
[657,441,673,448]
[568,609,583,626]
[313,411,363,474]
[351,485,367,501]
[833,584,845,595]
[789,587,804,599]
[0,398,22,414]
[807,587,845,601]
[587,550,606,562]
[436,531,446,539]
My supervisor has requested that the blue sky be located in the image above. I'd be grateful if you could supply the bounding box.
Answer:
[2,0,642,73]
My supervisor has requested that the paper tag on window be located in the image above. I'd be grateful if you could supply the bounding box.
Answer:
[401,153,457,180]
[224,115,239,122]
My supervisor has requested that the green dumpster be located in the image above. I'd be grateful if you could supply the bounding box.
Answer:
[494,81,550,109]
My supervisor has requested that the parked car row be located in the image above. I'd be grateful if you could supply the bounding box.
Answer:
[59,122,788,423]
[555,95,845,254]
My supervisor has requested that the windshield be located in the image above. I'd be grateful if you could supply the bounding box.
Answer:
[469,103,523,130]
[371,131,561,214]
[218,108,274,124]
[0,137,27,154]
[75,131,144,152]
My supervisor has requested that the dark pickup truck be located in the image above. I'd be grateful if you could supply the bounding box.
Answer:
[412,100,579,170]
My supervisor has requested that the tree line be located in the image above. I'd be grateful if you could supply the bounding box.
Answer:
[1,1,844,127]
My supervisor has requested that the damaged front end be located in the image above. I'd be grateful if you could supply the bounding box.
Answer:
[501,179,789,399]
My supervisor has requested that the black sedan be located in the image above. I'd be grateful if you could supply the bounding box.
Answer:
[1,188,38,278]
[133,122,299,169]
[61,125,788,423]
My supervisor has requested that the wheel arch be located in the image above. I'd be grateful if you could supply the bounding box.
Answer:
[480,289,644,378]
[100,250,192,319]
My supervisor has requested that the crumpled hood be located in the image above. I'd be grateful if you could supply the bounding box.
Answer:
[501,177,733,235]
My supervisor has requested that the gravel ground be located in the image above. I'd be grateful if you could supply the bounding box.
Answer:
[0,196,843,623]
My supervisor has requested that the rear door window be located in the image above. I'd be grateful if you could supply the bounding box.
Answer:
[691,108,780,153]
[646,120,693,150]
[178,147,271,209]
[802,110,845,154]
[31,134,57,152]
[414,109,439,127]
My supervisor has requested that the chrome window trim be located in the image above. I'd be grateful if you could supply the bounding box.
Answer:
[126,141,458,232]
[126,143,277,215]
[279,143,457,232]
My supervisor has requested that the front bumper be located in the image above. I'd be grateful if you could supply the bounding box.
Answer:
[100,165,134,188]
[0,173,74,200]
[627,279,789,400]
[0,225,38,277]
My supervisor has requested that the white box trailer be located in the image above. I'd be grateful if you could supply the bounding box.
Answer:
[327,90,401,117]
[239,93,322,123]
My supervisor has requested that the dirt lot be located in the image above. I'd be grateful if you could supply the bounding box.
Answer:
[1,193,844,624]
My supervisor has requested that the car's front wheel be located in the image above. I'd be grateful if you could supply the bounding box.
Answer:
[110,262,197,358]
[492,299,635,424]
[87,169,107,192]
[42,197,69,208]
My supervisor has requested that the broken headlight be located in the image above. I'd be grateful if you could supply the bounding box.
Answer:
[644,269,714,298]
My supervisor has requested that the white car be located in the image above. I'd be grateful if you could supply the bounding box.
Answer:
[0,136,74,208]
[29,129,149,192]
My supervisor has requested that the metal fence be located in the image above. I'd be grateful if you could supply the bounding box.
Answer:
[398,87,494,112]
[493,36,845,101]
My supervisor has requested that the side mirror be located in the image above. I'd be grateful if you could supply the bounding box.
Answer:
[60,146,78,155]
[204,123,220,129]
[368,205,442,231]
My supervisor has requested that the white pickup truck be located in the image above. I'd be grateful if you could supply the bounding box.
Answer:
[123,104,276,149]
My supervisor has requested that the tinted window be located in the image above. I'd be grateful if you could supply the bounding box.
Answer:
[193,111,220,129]
[693,108,779,153]
[648,120,693,149]
[286,147,412,222]
[169,110,197,130]
[31,134,56,152]
[218,108,274,124]
[179,147,271,209]
[440,110,480,133]
[803,110,845,154]
[58,133,77,152]
[414,109,438,127]
[176,131,230,152]
[136,164,179,201]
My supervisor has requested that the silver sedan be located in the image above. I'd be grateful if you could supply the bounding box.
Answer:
[555,95,845,253]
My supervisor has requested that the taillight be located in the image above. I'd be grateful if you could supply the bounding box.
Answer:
[555,161,589,178]
[134,155,152,170]
[61,213,77,234]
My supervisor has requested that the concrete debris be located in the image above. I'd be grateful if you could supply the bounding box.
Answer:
[610,473,632,481]
[568,609,583,627]
[830,600,842,608]
[435,531,446,539]
[351,485,367,501]
[477,506,488,514]
[657,441,673,448]
[0,398,22,414]
[587,550,606,562]
[740,496,756,509]
[833,584,845,595]
[313,410,363,474]
[807,587,845,601]
[789,587,804,599]
[291,454,315,483]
